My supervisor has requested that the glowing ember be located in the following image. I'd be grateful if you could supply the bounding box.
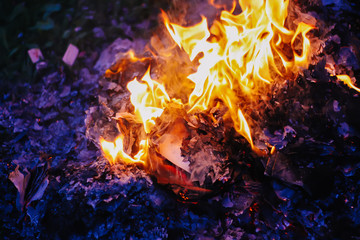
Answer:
[99,0,357,189]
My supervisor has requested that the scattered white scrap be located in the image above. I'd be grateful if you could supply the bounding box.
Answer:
[62,44,79,66]
[28,48,44,63]
[158,133,191,173]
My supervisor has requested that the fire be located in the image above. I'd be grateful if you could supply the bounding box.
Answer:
[100,0,316,170]
[127,67,171,134]
[100,136,147,165]
[336,75,360,93]
[161,0,314,148]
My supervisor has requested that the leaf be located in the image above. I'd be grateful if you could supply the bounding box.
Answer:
[29,178,49,203]
[0,27,9,50]
[24,163,49,206]
[26,199,46,226]
[9,3,25,22]
[44,41,54,48]
[33,18,55,31]
[25,43,39,49]
[8,47,19,57]
[75,31,88,41]
[9,163,49,210]
[42,3,61,19]
[9,166,28,208]
[9,166,26,196]
[62,29,71,39]
[27,205,40,225]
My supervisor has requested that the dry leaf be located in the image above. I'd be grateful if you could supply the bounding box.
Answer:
[9,163,49,210]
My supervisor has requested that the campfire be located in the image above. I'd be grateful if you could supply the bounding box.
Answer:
[94,0,359,199]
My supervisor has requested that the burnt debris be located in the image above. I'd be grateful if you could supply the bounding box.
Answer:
[1,0,360,239]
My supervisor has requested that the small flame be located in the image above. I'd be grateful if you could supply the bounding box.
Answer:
[336,75,360,93]
[101,0,316,167]
[127,67,171,133]
[100,136,146,165]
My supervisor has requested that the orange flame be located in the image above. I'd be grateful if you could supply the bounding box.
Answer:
[127,67,171,133]
[162,0,314,148]
[336,75,360,93]
[101,0,316,166]
[100,136,147,165]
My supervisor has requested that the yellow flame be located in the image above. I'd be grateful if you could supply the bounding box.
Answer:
[101,0,315,165]
[127,67,171,133]
[100,136,146,165]
[336,75,360,93]
[162,0,314,148]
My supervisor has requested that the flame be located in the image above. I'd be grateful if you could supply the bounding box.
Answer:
[162,0,314,148]
[336,75,360,93]
[104,50,150,78]
[101,0,315,166]
[127,67,172,133]
[100,136,147,165]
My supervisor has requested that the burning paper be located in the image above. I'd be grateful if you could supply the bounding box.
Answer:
[97,0,358,194]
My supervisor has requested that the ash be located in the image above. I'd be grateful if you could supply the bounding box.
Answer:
[1,1,360,239]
